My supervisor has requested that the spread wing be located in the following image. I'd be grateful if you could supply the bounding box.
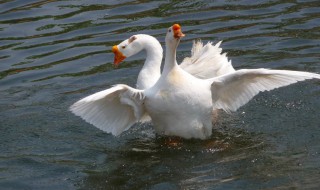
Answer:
[70,84,145,136]
[210,68,320,112]
[180,40,235,79]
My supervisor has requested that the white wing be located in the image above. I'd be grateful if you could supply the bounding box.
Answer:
[180,40,235,79]
[70,84,145,136]
[210,69,320,112]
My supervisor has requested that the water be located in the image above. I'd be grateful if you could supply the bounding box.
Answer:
[1,0,320,189]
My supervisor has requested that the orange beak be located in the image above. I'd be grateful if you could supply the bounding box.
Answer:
[173,24,185,39]
[112,45,126,67]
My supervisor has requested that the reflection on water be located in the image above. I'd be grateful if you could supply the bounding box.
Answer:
[0,0,320,189]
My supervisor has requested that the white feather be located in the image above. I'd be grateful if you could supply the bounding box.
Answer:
[210,69,320,112]
[70,84,145,136]
[180,40,235,79]
[116,35,235,90]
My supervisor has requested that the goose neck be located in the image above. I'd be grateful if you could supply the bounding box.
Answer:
[163,43,178,75]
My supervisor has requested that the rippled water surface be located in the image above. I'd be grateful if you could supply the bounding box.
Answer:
[1,0,320,189]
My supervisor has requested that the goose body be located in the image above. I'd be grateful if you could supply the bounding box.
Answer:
[144,66,213,139]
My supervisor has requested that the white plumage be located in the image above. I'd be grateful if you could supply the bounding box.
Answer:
[70,24,320,139]
[70,84,144,136]
[113,34,235,90]
[209,69,320,113]
[180,40,235,79]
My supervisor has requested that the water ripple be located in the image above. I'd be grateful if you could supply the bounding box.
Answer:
[0,0,320,189]
[1,0,319,88]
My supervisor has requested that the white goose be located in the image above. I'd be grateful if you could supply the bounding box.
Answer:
[70,24,320,139]
[112,34,235,90]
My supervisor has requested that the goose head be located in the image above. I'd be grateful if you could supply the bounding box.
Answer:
[112,35,144,67]
[165,24,185,49]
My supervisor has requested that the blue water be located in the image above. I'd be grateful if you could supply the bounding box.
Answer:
[1,0,320,189]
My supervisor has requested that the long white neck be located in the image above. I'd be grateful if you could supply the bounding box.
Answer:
[162,40,179,75]
[136,35,162,89]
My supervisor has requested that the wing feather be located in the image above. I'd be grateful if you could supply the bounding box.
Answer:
[210,69,320,112]
[70,84,145,136]
[180,40,235,79]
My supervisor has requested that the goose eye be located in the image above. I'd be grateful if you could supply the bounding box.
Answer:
[121,46,126,49]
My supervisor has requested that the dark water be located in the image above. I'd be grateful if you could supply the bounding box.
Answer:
[1,0,320,189]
